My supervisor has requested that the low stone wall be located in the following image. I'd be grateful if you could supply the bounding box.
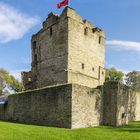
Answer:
[116,83,129,126]
[129,91,140,121]
[135,92,140,121]
[72,84,102,128]
[103,82,130,126]
[102,82,118,126]
[0,104,7,120]
[0,82,139,129]
[0,84,102,129]
[0,84,72,128]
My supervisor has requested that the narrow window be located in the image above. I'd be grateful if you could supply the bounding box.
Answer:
[33,41,36,50]
[122,113,125,118]
[34,54,37,65]
[50,27,53,36]
[92,67,95,72]
[82,63,85,70]
[99,36,102,44]
[84,27,88,35]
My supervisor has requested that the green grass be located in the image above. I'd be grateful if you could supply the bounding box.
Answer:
[0,121,140,140]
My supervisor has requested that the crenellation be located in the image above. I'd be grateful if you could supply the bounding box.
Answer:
[43,12,59,28]
[83,19,96,29]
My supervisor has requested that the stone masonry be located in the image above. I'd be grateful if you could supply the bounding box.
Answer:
[0,81,139,128]
[129,91,140,121]
[103,82,130,126]
[0,84,102,129]
[22,7,106,90]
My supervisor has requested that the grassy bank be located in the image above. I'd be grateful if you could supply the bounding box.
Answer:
[0,121,140,140]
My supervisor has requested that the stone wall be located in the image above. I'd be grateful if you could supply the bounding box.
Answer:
[0,82,140,129]
[0,83,102,129]
[102,82,117,126]
[116,83,129,126]
[31,11,69,89]
[0,104,7,120]
[103,82,129,126]
[135,92,140,121]
[0,84,72,128]
[71,84,102,129]
[129,91,140,121]
[67,7,106,88]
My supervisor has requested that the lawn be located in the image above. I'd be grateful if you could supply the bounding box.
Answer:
[0,121,140,140]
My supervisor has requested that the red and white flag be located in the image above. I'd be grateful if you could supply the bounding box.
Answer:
[57,0,69,9]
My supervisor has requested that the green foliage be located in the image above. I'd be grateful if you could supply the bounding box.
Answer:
[0,121,139,140]
[105,67,124,82]
[125,71,140,92]
[0,68,23,95]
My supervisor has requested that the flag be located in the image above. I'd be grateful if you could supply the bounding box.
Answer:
[57,0,69,9]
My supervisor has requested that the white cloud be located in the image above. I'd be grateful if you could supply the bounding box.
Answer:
[0,2,39,43]
[107,40,140,52]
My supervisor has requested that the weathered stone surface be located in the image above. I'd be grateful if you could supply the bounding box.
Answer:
[68,8,105,88]
[0,104,7,120]
[21,71,32,90]
[22,7,106,90]
[0,82,140,128]
[72,84,102,128]
[103,82,130,126]
[129,91,140,121]
[134,92,140,121]
[0,84,102,129]
[1,84,72,128]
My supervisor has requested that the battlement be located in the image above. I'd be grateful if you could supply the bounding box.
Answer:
[32,7,104,39]
[42,12,59,29]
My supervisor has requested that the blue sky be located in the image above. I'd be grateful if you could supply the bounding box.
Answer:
[0,0,140,80]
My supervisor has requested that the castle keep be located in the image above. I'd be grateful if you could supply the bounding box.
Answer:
[22,7,105,90]
[0,7,140,129]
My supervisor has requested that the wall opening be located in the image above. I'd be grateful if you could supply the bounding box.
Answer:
[99,36,102,44]
[122,113,125,119]
[34,54,37,65]
[50,27,53,36]
[84,27,88,35]
[33,41,37,50]
[82,63,85,70]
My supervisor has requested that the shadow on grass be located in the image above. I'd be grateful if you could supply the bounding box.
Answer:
[104,122,140,133]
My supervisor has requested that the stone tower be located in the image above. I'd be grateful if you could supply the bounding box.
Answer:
[22,7,106,90]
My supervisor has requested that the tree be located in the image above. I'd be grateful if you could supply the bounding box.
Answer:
[125,71,140,92]
[105,67,124,82]
[0,68,23,95]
